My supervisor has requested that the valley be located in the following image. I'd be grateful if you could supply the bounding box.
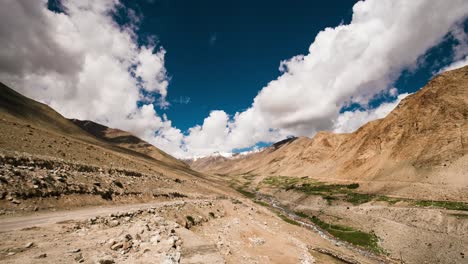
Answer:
[0,83,393,264]
[186,66,468,264]
[0,67,467,263]
[225,173,468,264]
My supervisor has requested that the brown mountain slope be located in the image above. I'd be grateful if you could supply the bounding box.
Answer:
[190,66,468,200]
[0,82,188,172]
[70,119,187,168]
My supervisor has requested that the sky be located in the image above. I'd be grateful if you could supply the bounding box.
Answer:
[1,0,467,158]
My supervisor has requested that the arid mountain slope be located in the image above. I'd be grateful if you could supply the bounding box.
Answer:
[190,66,468,200]
[0,82,187,171]
[0,82,387,264]
[0,82,222,214]
[70,119,187,168]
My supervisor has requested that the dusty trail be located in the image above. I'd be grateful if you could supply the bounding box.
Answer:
[0,199,208,232]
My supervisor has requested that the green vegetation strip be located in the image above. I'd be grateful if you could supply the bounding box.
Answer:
[262,176,370,205]
[414,200,468,211]
[230,176,386,254]
[262,176,468,210]
[295,211,384,254]
[449,213,468,218]
[276,212,300,226]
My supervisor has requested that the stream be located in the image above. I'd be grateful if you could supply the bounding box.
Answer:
[254,192,393,263]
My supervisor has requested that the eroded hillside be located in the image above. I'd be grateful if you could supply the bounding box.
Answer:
[189,66,468,201]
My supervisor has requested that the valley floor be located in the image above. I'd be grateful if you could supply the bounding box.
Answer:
[0,151,466,264]
[0,194,389,264]
[226,173,468,264]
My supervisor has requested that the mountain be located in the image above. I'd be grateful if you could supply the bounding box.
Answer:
[184,149,264,171]
[0,82,188,172]
[1,82,389,264]
[189,66,468,201]
[70,119,187,168]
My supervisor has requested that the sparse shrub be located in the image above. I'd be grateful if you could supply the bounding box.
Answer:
[254,200,269,207]
[344,193,374,205]
[113,181,123,188]
[231,199,242,204]
[186,215,195,225]
[347,183,359,189]
[100,190,113,200]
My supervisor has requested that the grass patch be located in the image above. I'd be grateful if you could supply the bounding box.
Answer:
[254,200,270,207]
[414,200,468,211]
[276,213,300,226]
[323,195,338,204]
[344,193,374,205]
[263,177,468,210]
[295,182,362,195]
[263,176,360,194]
[235,187,256,199]
[295,211,384,254]
[262,176,371,204]
[376,195,402,205]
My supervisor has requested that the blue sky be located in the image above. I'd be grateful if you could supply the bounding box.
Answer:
[3,0,467,157]
[118,0,466,133]
[121,0,358,132]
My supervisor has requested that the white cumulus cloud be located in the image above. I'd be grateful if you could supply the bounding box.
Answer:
[333,93,410,133]
[0,0,186,157]
[438,55,468,73]
[1,0,467,158]
[180,0,468,157]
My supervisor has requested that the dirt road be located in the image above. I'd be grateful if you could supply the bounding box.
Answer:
[0,200,206,232]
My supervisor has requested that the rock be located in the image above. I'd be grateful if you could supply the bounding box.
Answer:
[162,252,181,264]
[74,253,85,262]
[167,236,178,248]
[107,239,116,247]
[35,253,47,259]
[249,236,266,246]
[108,220,119,227]
[96,256,115,264]
[24,242,34,248]
[174,251,181,262]
[122,241,133,250]
[135,233,142,241]
[110,243,123,251]
[175,239,182,247]
[67,248,81,253]
[150,235,161,244]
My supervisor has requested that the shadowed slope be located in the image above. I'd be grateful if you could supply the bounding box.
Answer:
[71,119,187,168]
